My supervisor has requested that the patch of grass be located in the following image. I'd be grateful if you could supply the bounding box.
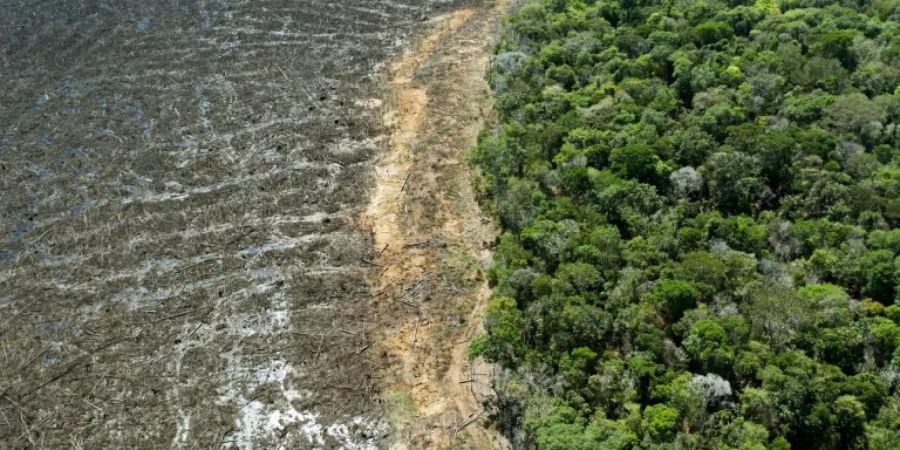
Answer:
[382,389,418,426]
[439,245,481,289]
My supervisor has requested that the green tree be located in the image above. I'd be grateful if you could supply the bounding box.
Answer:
[694,21,734,46]
[822,93,888,142]
[470,296,526,366]
[684,319,735,376]
[703,151,767,214]
[642,404,679,441]
[832,395,868,449]
[609,143,662,184]
[785,92,837,124]
[859,250,897,303]
[649,279,700,322]
[815,326,864,373]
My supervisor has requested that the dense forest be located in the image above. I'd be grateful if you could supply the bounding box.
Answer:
[470,0,900,448]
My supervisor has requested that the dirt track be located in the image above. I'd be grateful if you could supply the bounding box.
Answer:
[363,1,512,448]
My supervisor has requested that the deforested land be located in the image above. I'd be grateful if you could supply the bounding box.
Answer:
[0,0,506,448]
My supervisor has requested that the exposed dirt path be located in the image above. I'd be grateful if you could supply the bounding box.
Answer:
[361,1,511,448]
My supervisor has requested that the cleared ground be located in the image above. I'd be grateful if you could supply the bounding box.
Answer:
[363,2,511,448]
[0,0,474,448]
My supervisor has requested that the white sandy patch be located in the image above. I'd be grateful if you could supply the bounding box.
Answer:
[216,357,384,449]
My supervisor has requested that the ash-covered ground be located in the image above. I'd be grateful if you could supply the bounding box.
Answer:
[0,0,470,447]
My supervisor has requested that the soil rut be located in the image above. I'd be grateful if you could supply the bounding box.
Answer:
[362,1,511,448]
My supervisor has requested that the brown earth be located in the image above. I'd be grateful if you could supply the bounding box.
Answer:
[361,1,513,448]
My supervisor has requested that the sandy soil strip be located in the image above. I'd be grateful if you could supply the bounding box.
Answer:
[361,1,512,449]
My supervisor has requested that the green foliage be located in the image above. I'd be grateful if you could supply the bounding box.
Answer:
[469,296,525,366]
[859,250,898,302]
[649,280,700,322]
[642,404,679,440]
[694,21,735,46]
[473,0,900,448]
[609,143,662,184]
[815,326,865,372]
[785,92,837,124]
[684,319,736,375]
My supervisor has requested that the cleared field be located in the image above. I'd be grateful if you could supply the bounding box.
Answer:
[0,0,473,448]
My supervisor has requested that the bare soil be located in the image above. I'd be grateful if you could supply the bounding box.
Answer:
[362,1,512,448]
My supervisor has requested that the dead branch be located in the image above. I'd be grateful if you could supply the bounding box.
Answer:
[360,257,383,267]
[453,409,484,439]
[412,317,420,350]
[400,172,412,193]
